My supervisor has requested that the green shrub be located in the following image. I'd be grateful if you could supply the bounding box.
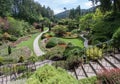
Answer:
[27,56,38,63]
[63,44,82,58]
[18,56,24,63]
[66,56,82,69]
[112,28,120,49]
[41,32,55,39]
[86,47,103,60]
[17,65,27,73]
[0,56,3,65]
[7,17,32,37]
[52,25,68,37]
[58,39,66,45]
[71,29,79,34]
[46,37,58,48]
[45,46,65,60]
[0,41,2,45]
[9,35,18,41]
[52,61,68,69]
[27,65,78,84]
[79,76,97,84]
[8,45,11,55]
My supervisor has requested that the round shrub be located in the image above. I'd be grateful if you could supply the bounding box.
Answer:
[27,65,78,84]
[58,40,66,45]
[46,37,58,48]
[45,46,65,60]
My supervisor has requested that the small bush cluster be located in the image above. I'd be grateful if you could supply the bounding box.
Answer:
[53,44,83,70]
[52,25,68,37]
[46,37,66,48]
[41,32,55,39]
[97,69,120,84]
[58,40,66,45]
[45,46,65,60]
[46,37,58,48]
[86,47,103,61]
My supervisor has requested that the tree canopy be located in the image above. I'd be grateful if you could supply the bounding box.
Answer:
[0,0,54,23]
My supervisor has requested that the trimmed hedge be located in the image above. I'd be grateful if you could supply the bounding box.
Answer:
[46,37,58,48]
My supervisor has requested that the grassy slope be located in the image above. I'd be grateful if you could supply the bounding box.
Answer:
[16,28,48,55]
[16,33,39,55]
[59,38,84,48]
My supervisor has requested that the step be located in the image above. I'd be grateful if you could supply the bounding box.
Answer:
[68,71,76,79]
[82,64,96,77]
[89,62,103,74]
[75,66,87,79]
[104,56,120,68]
[114,54,120,60]
[98,59,114,70]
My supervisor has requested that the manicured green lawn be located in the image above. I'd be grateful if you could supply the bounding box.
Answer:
[59,38,84,48]
[16,33,39,55]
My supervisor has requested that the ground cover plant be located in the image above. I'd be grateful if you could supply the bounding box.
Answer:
[27,65,79,84]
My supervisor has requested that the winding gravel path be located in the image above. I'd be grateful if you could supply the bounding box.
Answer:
[80,34,88,48]
[33,29,49,56]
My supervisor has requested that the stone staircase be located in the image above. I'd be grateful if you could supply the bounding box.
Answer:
[73,54,120,80]
[0,54,120,83]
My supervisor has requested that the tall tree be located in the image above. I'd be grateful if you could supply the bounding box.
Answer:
[89,0,120,12]
[75,5,81,16]
[69,8,75,19]
[75,5,81,20]
[0,0,13,17]
[100,0,111,13]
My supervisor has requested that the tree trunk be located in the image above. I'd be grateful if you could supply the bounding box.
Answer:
[113,0,117,13]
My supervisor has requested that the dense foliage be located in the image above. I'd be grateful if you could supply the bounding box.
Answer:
[86,47,103,60]
[0,17,32,41]
[89,0,120,13]
[52,25,68,37]
[46,37,58,48]
[80,8,120,44]
[112,27,120,50]
[27,65,78,84]
[0,0,54,23]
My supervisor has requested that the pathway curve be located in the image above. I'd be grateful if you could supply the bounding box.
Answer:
[33,29,49,56]
[80,34,88,48]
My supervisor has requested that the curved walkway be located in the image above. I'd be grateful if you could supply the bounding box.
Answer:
[80,34,88,48]
[33,29,49,56]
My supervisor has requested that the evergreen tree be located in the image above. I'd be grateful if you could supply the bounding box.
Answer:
[0,0,54,23]
[0,0,13,17]
[69,8,75,19]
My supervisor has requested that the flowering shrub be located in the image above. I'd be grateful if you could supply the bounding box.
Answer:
[97,69,120,84]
